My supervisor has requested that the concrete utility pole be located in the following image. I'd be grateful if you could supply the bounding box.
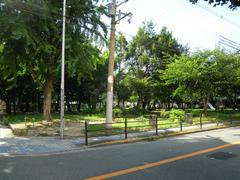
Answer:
[60,0,66,139]
[106,0,132,129]
[106,0,117,129]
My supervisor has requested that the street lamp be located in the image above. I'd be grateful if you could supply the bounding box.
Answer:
[60,0,66,139]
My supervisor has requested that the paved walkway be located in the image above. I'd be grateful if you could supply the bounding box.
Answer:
[0,122,229,156]
[0,137,83,155]
[0,125,14,138]
[0,124,82,155]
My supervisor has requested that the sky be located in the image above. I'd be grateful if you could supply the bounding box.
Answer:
[110,0,240,51]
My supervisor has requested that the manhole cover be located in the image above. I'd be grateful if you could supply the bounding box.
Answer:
[207,151,237,160]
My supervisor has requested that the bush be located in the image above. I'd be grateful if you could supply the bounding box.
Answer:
[113,108,123,118]
[2,116,9,126]
[169,109,185,122]
[136,115,146,121]
[160,111,170,118]
[120,108,146,116]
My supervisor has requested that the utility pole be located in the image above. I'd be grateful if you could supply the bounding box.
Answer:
[106,0,132,129]
[60,0,66,139]
[106,0,116,129]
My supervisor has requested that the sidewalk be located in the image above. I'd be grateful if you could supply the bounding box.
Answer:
[0,136,84,155]
[0,122,228,156]
[0,124,14,138]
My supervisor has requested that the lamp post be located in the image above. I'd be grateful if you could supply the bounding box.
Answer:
[60,0,66,139]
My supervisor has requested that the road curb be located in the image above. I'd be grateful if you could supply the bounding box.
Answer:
[1,124,239,157]
[88,124,237,148]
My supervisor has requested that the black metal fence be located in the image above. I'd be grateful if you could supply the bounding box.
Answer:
[84,113,239,145]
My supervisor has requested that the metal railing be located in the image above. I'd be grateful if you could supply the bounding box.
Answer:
[84,113,240,145]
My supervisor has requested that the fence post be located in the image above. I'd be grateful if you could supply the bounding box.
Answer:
[155,115,158,135]
[85,121,88,146]
[125,118,127,139]
[180,116,183,132]
[200,113,202,129]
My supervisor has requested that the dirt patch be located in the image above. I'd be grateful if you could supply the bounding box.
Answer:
[10,121,85,137]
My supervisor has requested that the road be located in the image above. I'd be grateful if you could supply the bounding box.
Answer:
[1,127,240,180]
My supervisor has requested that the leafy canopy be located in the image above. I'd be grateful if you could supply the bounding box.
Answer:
[189,0,240,10]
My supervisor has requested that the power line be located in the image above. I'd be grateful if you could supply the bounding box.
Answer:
[218,35,240,51]
[218,41,240,51]
[219,35,240,47]
[197,2,240,29]
[218,39,240,50]
[219,40,240,50]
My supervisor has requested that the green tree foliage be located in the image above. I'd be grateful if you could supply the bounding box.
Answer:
[190,0,240,9]
[51,52,108,113]
[124,21,158,110]
[163,49,240,115]
[0,0,107,119]
[114,33,131,107]
[124,21,187,110]
[214,51,240,109]
[163,51,214,115]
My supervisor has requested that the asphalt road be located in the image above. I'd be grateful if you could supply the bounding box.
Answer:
[1,127,240,180]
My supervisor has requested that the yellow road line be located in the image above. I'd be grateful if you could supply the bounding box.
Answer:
[86,141,240,180]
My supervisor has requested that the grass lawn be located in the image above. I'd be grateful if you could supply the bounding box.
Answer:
[87,109,240,136]
[190,109,240,123]
[1,112,106,125]
[2,109,240,137]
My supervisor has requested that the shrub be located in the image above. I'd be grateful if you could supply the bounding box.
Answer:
[121,108,145,116]
[113,108,123,118]
[160,111,170,118]
[2,116,9,126]
[169,109,185,122]
[136,115,146,121]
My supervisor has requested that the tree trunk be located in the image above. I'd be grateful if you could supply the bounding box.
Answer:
[25,100,30,112]
[6,99,11,114]
[203,96,209,117]
[66,91,72,112]
[18,94,24,112]
[55,92,60,112]
[43,78,53,121]
[91,103,96,110]
[153,100,156,109]
[167,100,170,110]
[13,94,16,114]
[117,99,120,107]
[37,92,41,113]
[142,99,147,110]
[233,92,237,111]
[77,100,81,112]
[181,103,185,110]
[136,98,140,110]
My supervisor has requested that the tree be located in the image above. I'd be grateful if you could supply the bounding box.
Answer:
[114,33,129,107]
[0,0,106,120]
[163,49,240,115]
[78,53,108,110]
[190,0,240,9]
[124,21,187,110]
[153,27,188,109]
[125,21,158,110]
[214,51,240,110]
[163,50,218,115]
